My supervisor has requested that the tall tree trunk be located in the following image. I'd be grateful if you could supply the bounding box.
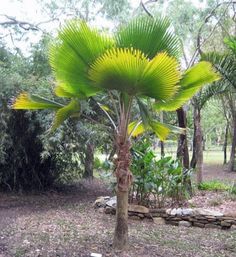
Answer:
[176,108,189,168]
[223,123,229,165]
[83,143,94,179]
[229,115,236,172]
[190,123,197,168]
[193,106,203,184]
[113,133,132,249]
[176,107,192,195]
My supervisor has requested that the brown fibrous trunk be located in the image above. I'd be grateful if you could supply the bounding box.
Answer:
[113,132,133,250]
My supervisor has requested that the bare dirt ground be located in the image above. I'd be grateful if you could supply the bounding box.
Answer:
[202,164,236,183]
[0,166,236,257]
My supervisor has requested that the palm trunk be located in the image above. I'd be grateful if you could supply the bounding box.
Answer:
[113,101,133,250]
[113,135,132,249]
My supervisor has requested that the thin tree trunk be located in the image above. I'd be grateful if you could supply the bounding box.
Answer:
[160,111,165,157]
[176,108,192,196]
[229,116,236,172]
[223,123,229,165]
[176,108,190,168]
[83,143,94,179]
[190,123,197,168]
[160,141,165,157]
[194,106,203,184]
[113,134,132,249]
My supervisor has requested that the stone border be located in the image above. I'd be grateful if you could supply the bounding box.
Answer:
[94,196,236,230]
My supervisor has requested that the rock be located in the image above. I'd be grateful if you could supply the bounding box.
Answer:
[169,217,181,221]
[129,215,141,221]
[230,225,236,231]
[104,206,116,215]
[176,208,183,216]
[144,213,152,219]
[193,222,205,228]
[182,208,193,216]
[192,208,223,217]
[150,208,166,214]
[93,196,111,208]
[205,216,217,221]
[128,205,149,214]
[179,221,192,227]
[138,213,145,219]
[106,196,117,208]
[150,213,162,217]
[170,208,177,216]
[153,217,166,225]
[205,224,221,229]
[221,220,231,227]
[166,220,179,226]
[91,253,102,257]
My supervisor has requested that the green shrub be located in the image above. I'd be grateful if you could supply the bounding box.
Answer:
[198,180,230,191]
[130,139,192,207]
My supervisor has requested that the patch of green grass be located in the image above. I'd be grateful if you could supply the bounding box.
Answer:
[14,246,27,257]
[198,180,230,191]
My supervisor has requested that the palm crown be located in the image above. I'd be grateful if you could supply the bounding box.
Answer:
[13,17,219,139]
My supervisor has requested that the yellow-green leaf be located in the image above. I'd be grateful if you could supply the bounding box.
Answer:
[128,121,145,137]
[51,99,81,131]
[12,93,62,110]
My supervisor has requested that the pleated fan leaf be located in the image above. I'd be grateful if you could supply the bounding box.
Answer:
[154,61,220,111]
[116,17,180,59]
[89,48,181,100]
[49,20,114,98]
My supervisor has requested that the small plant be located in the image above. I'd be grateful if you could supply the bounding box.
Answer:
[228,182,236,195]
[198,180,230,191]
[130,139,192,207]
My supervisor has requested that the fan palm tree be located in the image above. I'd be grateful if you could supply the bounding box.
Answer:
[12,17,219,249]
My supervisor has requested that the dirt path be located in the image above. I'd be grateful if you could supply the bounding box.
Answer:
[0,178,236,257]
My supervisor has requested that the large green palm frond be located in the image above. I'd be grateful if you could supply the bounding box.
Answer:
[89,49,181,100]
[154,61,220,111]
[202,52,236,89]
[49,20,114,98]
[116,17,180,59]
[13,93,81,131]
